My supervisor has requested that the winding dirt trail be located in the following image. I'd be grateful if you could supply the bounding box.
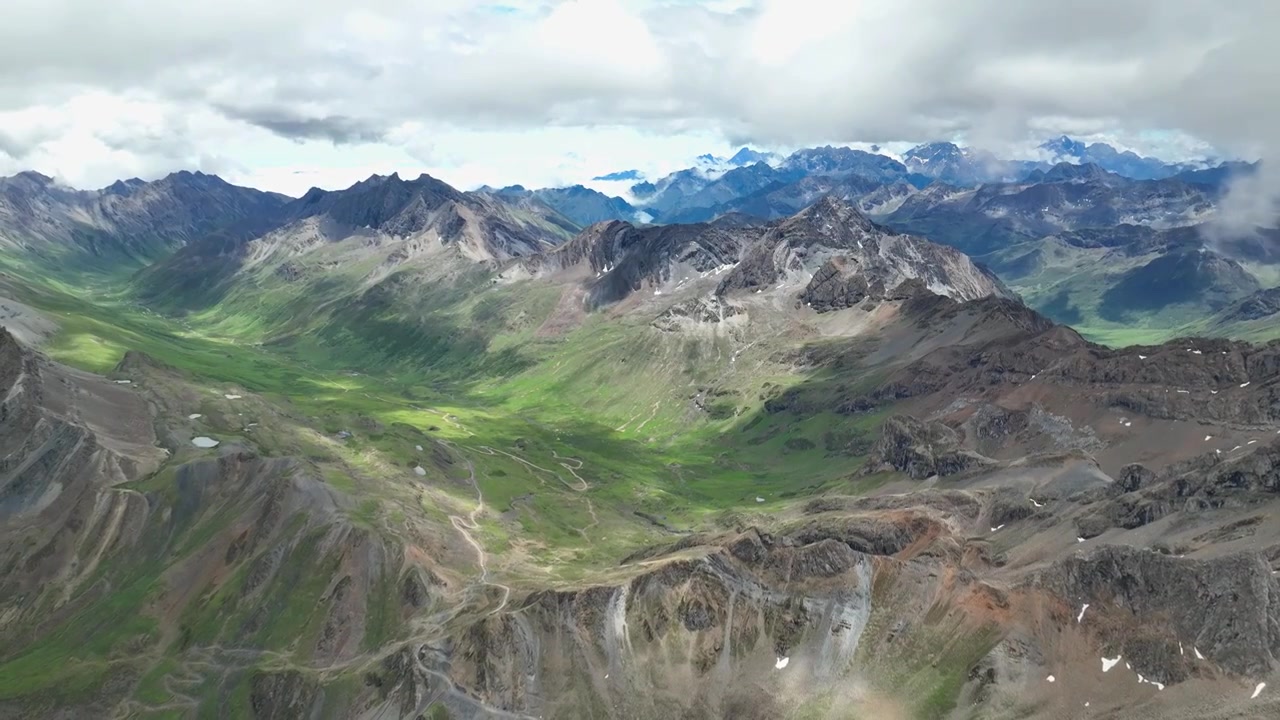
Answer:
[419,415,598,614]
[477,445,598,540]
[447,450,512,616]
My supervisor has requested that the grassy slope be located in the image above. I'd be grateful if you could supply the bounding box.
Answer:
[979,238,1280,347]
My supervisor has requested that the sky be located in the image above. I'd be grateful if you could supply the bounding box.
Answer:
[0,0,1276,197]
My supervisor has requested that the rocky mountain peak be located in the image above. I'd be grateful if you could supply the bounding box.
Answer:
[104,177,148,195]
[311,171,465,231]
[0,170,61,196]
[16,170,53,183]
[728,147,776,166]
[904,141,964,162]
[1040,134,1087,158]
[784,194,878,242]
[781,145,909,182]
[719,194,1008,304]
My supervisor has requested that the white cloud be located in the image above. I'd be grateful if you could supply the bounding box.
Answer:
[0,0,1277,194]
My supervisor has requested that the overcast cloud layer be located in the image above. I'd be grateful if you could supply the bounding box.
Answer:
[0,0,1277,196]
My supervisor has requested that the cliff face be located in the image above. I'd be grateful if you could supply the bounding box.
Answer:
[1033,546,1280,682]
[718,195,1010,305]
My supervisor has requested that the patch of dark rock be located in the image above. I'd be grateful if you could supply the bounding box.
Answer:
[1121,636,1191,685]
[113,349,175,374]
[1117,463,1156,493]
[401,570,440,609]
[787,513,937,557]
[863,414,995,480]
[768,538,862,578]
[1073,512,1112,539]
[1031,545,1280,677]
[652,297,742,331]
[728,530,769,564]
[225,529,251,564]
[799,257,870,313]
[745,425,783,446]
[274,262,304,281]
[630,510,692,536]
[249,670,323,720]
[679,598,718,631]
[783,437,816,452]
[988,496,1037,527]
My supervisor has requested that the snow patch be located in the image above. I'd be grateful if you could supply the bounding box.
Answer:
[1195,647,1205,660]
[188,413,202,420]
[991,524,1005,532]
[775,656,789,670]
[1030,498,1044,508]
[1077,604,1089,623]
[191,436,220,448]
[413,466,427,476]
[114,379,132,384]
[756,497,765,503]
[1253,682,1267,699]
[1102,656,1121,672]
[1241,381,1252,388]
[224,394,242,400]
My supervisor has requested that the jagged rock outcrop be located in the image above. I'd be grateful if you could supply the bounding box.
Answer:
[1077,440,1280,536]
[442,530,879,718]
[837,292,1280,427]
[798,257,872,312]
[718,195,1010,304]
[651,296,744,332]
[1033,545,1280,681]
[863,414,995,479]
[1118,463,1156,493]
[517,219,755,308]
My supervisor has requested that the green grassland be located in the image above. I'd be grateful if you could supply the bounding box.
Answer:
[977,237,1280,346]
[0,239,903,714]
